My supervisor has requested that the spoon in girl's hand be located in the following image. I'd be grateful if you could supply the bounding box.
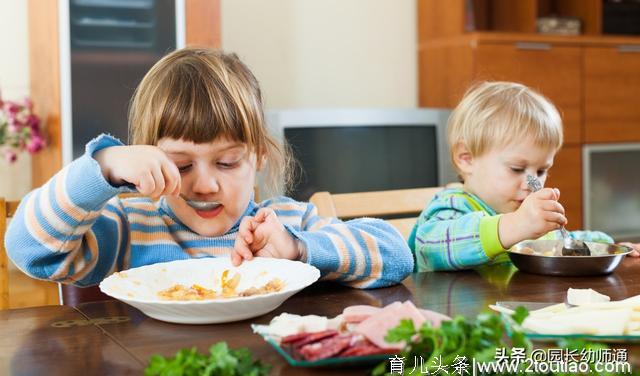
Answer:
[180,194,221,211]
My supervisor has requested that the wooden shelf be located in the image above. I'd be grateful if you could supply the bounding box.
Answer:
[417,0,640,229]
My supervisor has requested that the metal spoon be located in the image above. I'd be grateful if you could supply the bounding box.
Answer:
[180,194,221,211]
[525,175,591,256]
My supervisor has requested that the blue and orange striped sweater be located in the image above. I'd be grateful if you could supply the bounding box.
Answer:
[5,135,413,289]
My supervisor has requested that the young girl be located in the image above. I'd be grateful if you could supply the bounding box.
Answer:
[409,81,637,272]
[5,47,413,289]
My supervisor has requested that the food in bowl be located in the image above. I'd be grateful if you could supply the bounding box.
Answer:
[157,269,284,301]
[508,239,632,276]
[99,257,320,324]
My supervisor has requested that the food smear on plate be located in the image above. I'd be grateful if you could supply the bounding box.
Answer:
[253,301,450,361]
[492,288,640,336]
[158,269,284,301]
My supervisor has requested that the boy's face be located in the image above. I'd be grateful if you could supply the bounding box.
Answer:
[158,137,257,237]
[458,139,556,214]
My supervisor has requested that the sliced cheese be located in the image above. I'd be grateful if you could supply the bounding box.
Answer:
[567,288,610,306]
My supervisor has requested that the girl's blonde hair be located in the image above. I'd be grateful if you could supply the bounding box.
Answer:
[447,81,563,173]
[128,47,292,195]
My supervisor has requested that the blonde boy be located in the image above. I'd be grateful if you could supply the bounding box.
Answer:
[409,81,614,271]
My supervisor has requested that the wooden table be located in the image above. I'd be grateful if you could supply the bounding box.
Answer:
[3,258,640,375]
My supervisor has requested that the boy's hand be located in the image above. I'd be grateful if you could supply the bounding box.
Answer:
[231,208,301,266]
[94,145,181,199]
[499,188,567,249]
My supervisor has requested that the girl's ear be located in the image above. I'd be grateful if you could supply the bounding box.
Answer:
[452,142,474,176]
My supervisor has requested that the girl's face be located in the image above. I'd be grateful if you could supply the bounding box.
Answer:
[158,137,258,237]
[459,139,556,214]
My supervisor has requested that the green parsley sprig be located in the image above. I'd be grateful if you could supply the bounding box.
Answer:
[372,307,640,376]
[145,341,271,376]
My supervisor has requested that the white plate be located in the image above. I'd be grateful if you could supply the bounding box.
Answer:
[99,257,320,324]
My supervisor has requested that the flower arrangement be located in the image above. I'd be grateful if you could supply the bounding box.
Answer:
[0,93,45,163]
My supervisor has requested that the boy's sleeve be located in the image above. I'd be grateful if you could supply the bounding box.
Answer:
[4,134,135,286]
[411,194,505,271]
[263,197,413,289]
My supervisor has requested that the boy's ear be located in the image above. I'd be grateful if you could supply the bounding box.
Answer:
[452,142,474,175]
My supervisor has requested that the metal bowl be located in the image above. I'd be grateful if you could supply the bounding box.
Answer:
[508,240,632,276]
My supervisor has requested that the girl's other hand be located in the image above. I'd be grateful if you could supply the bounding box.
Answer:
[499,188,567,249]
[94,145,181,199]
[231,208,300,266]
[620,242,640,257]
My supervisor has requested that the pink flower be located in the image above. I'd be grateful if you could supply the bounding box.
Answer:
[5,102,20,115]
[4,150,17,163]
[26,114,39,130]
[8,123,20,133]
[26,135,45,154]
[0,95,44,162]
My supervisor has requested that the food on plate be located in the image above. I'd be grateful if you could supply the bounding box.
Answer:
[511,245,556,256]
[566,287,610,306]
[158,269,284,301]
[253,300,450,361]
[491,288,640,336]
[515,246,536,255]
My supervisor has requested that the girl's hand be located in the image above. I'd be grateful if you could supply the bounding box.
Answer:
[620,242,640,257]
[94,145,181,199]
[231,208,300,266]
[499,188,567,249]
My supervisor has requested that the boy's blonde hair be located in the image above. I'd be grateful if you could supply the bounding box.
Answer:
[447,81,563,174]
[128,47,292,195]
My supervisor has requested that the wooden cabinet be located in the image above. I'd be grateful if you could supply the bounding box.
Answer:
[418,0,640,228]
[584,46,640,143]
[474,42,582,144]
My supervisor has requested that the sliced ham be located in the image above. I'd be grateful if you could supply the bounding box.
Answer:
[354,301,423,349]
[342,305,383,323]
[353,301,450,350]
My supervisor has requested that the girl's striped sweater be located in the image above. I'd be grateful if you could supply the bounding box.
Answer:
[5,135,413,289]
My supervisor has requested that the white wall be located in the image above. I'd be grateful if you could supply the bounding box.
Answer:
[0,0,31,200]
[221,0,417,109]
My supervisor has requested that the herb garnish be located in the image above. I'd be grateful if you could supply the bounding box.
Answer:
[145,341,271,376]
[372,307,640,376]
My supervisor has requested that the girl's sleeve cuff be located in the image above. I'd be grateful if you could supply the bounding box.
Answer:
[480,214,506,258]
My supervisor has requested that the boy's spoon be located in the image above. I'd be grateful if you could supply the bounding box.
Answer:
[525,175,591,256]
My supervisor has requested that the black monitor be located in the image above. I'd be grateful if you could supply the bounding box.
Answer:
[267,108,455,201]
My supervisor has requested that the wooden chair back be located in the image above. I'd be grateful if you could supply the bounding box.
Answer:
[309,187,443,239]
[0,198,20,309]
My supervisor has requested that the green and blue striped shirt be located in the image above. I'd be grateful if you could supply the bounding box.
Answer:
[409,188,613,272]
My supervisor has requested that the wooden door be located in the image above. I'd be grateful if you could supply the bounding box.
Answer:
[584,46,640,143]
[474,42,582,145]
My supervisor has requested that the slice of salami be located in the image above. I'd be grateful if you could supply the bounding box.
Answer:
[280,332,311,345]
[283,329,339,348]
[298,334,355,361]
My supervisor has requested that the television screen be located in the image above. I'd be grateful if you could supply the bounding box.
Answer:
[285,125,438,201]
[585,145,640,240]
